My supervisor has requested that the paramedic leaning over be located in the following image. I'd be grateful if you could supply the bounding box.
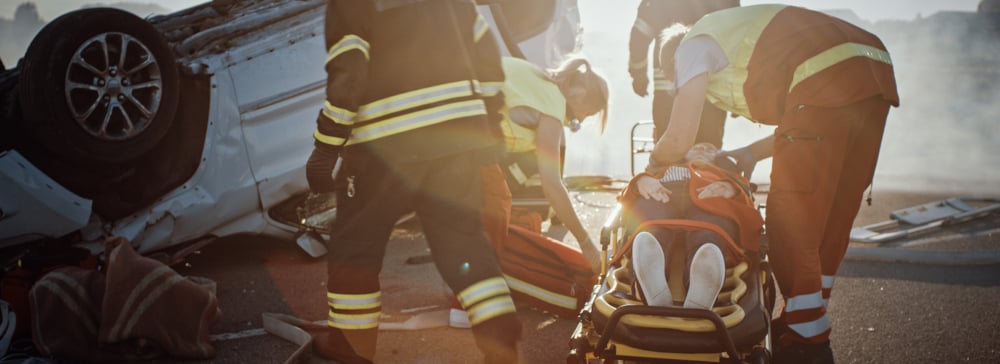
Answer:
[304,1,519,363]
[636,5,899,364]
[497,56,609,271]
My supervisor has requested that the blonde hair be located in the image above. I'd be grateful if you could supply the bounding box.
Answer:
[548,57,610,133]
[657,23,691,86]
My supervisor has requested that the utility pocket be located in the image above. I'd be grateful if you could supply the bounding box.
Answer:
[771,129,828,193]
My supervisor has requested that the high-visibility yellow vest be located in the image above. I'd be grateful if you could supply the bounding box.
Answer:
[498,57,567,153]
[683,5,898,124]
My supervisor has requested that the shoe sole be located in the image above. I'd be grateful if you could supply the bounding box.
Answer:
[632,232,672,306]
[684,244,725,309]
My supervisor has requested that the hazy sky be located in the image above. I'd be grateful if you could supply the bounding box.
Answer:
[0,0,984,22]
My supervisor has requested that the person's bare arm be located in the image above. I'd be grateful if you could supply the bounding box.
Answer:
[721,135,774,180]
[650,73,709,165]
[535,116,600,272]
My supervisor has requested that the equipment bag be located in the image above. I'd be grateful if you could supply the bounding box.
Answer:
[494,225,597,317]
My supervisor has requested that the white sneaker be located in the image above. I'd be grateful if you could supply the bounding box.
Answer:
[449,308,471,329]
[684,244,725,310]
[632,232,672,306]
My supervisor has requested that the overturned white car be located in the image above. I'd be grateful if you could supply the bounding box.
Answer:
[0,0,582,256]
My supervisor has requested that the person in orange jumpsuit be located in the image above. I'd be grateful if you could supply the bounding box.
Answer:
[637,5,899,363]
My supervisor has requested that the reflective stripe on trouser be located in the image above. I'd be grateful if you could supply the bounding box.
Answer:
[457,277,518,326]
[326,150,518,353]
[503,274,576,311]
[327,291,381,330]
[766,97,890,343]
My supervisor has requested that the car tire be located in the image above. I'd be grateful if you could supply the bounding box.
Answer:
[18,8,179,165]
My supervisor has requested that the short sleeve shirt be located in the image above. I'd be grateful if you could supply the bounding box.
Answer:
[673,35,729,89]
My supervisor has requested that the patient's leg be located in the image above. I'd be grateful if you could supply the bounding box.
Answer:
[632,231,673,306]
[683,208,737,309]
[685,244,725,309]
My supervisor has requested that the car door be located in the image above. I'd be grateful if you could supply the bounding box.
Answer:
[226,6,327,211]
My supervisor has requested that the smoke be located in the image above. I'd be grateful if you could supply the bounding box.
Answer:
[0,3,44,68]
[869,12,1000,193]
[0,2,171,68]
[570,2,1000,195]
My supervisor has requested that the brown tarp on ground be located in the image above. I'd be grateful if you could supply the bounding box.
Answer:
[29,237,221,362]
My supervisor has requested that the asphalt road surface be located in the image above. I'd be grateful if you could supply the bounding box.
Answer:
[154,188,999,364]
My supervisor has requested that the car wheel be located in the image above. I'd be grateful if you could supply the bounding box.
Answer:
[18,8,179,165]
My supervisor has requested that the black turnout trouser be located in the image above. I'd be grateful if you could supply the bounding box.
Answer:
[325,148,520,361]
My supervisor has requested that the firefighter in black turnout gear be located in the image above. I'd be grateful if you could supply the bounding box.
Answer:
[304,1,520,362]
[628,0,739,144]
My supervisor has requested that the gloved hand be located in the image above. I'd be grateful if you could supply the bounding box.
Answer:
[297,192,337,224]
[631,75,649,97]
[719,147,757,180]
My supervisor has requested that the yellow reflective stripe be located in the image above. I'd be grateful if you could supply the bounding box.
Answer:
[653,80,675,92]
[347,100,485,145]
[785,291,824,312]
[328,311,380,330]
[457,277,510,305]
[633,18,654,38]
[314,129,347,146]
[474,14,491,42]
[503,274,576,310]
[326,35,370,65]
[322,101,356,125]
[653,69,665,80]
[479,81,503,97]
[629,59,648,71]
[466,296,517,326]
[506,163,529,185]
[327,291,380,309]
[358,81,476,121]
[789,42,892,93]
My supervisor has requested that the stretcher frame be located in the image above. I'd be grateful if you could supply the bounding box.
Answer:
[567,204,776,364]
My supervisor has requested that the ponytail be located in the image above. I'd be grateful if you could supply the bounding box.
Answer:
[550,57,609,133]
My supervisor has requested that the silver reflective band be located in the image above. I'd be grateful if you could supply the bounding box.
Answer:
[788,314,831,338]
[784,291,824,312]
[633,18,654,38]
[821,275,836,289]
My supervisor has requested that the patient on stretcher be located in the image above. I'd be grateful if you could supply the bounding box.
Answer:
[624,143,758,310]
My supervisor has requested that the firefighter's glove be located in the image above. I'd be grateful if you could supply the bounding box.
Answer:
[631,75,649,97]
[297,192,337,224]
[719,147,757,181]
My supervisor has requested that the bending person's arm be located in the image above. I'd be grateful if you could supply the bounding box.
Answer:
[648,72,709,167]
[722,135,774,180]
[535,115,601,272]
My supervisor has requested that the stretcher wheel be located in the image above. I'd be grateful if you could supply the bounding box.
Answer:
[748,346,771,364]
[566,350,586,364]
